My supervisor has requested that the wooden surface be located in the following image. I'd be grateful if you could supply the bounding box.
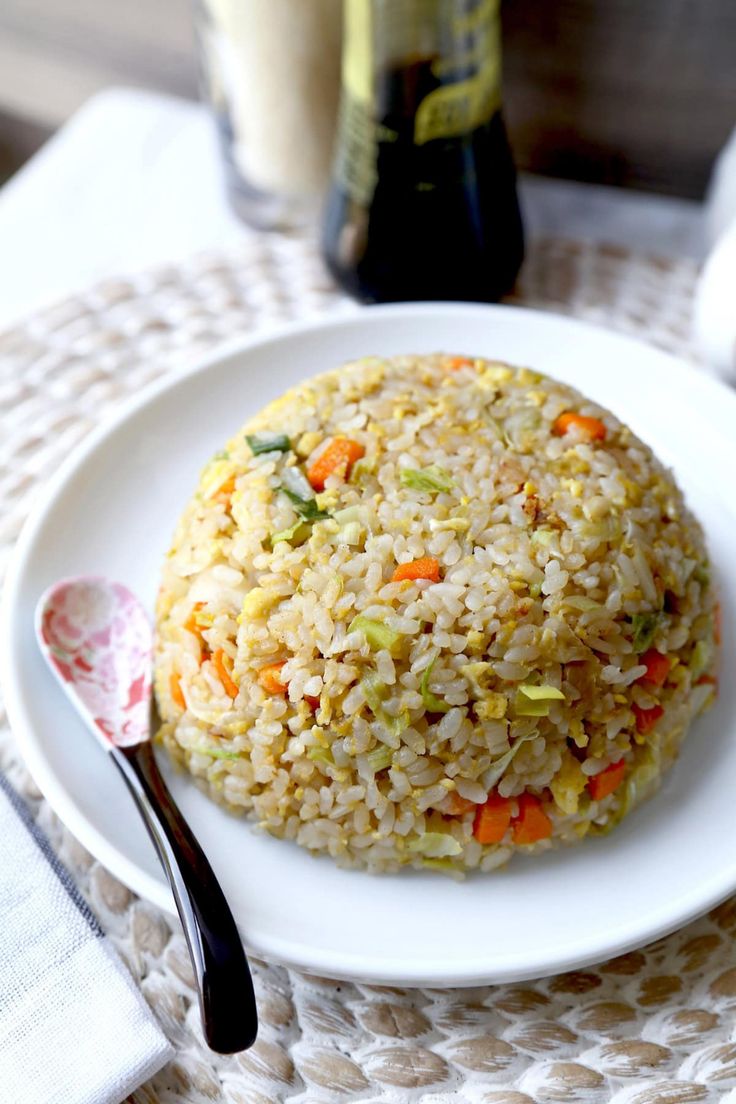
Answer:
[0,0,733,197]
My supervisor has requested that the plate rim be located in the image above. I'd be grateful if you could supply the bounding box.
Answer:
[3,300,736,986]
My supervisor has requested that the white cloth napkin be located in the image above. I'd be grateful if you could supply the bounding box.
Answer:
[0,772,173,1104]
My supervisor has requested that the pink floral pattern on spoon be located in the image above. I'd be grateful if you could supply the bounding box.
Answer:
[38,576,152,747]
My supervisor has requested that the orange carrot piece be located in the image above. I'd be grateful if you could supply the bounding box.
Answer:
[446,792,477,817]
[213,649,239,699]
[305,694,321,712]
[512,793,553,845]
[473,792,513,844]
[257,660,288,695]
[170,673,186,710]
[632,703,664,735]
[391,557,441,584]
[184,601,206,639]
[637,649,671,687]
[553,412,607,442]
[588,759,626,801]
[214,475,236,505]
[446,355,474,371]
[696,674,717,686]
[307,437,365,491]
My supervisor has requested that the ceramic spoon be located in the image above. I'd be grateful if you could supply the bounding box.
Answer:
[36,576,258,1054]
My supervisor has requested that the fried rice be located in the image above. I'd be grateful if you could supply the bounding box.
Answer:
[153,354,718,873]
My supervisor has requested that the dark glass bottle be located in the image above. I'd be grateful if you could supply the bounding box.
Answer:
[322,0,524,303]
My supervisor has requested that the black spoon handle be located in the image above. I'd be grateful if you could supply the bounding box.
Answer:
[111,740,258,1053]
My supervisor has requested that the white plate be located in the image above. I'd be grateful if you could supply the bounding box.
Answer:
[3,303,735,987]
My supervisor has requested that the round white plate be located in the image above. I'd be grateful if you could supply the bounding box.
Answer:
[3,303,735,987]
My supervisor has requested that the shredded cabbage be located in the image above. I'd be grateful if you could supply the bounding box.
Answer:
[280,465,314,500]
[420,652,451,713]
[246,433,291,456]
[193,745,244,760]
[360,672,409,737]
[518,684,565,701]
[531,528,555,547]
[407,832,463,857]
[483,730,538,789]
[366,745,393,772]
[689,639,711,679]
[349,455,377,485]
[399,465,454,493]
[349,615,402,652]
[307,747,334,765]
[515,685,564,717]
[271,520,309,546]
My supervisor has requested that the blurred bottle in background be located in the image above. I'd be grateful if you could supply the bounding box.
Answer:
[323,0,524,303]
[197,0,342,230]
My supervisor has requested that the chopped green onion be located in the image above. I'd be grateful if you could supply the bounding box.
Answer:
[271,520,309,546]
[407,832,463,857]
[366,745,393,772]
[246,433,291,456]
[399,465,454,494]
[349,615,402,652]
[529,581,542,599]
[484,731,537,789]
[420,652,451,713]
[279,487,331,521]
[630,611,661,653]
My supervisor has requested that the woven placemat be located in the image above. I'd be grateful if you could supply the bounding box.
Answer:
[4,236,735,1104]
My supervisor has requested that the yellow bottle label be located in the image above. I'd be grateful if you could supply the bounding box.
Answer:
[336,0,502,205]
[415,0,501,145]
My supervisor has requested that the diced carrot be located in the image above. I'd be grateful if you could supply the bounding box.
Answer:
[257,661,288,695]
[170,673,186,710]
[446,792,477,817]
[214,475,236,505]
[553,412,607,442]
[696,674,717,686]
[307,437,365,491]
[636,649,671,687]
[588,759,626,801]
[512,793,553,845]
[391,557,441,584]
[632,703,664,735]
[446,355,474,371]
[473,792,513,844]
[184,601,206,640]
[213,649,239,699]
[305,694,321,711]
[715,602,722,646]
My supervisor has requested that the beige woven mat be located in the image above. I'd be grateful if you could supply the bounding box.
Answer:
[4,237,735,1104]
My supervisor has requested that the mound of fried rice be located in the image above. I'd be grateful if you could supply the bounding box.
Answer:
[154,354,718,873]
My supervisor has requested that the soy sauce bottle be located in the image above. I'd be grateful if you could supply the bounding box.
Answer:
[322,0,524,303]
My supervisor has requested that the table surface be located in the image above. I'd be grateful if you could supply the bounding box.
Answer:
[0,86,708,333]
